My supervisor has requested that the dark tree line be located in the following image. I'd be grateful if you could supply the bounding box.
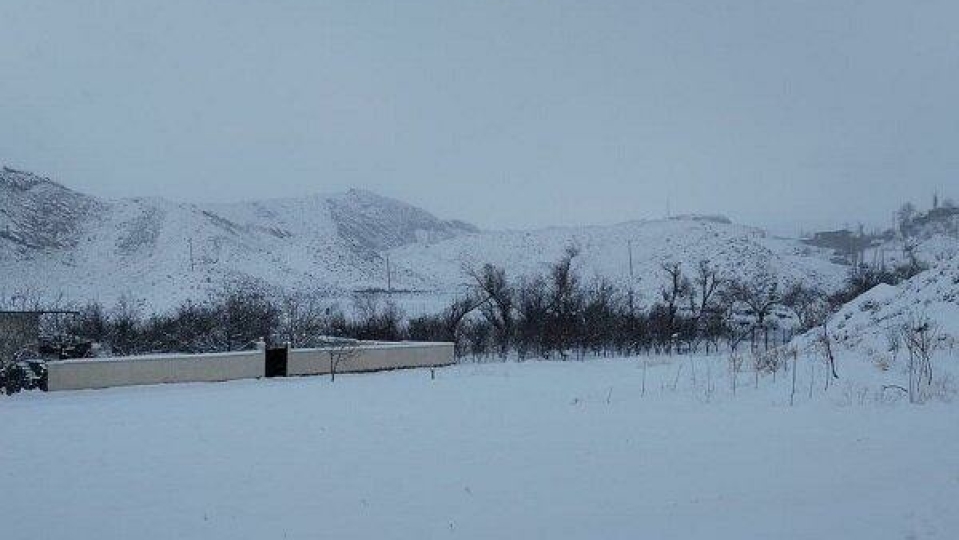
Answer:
[408,249,929,361]
[412,249,800,360]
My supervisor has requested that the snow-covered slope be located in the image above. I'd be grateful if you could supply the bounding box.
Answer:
[2,166,847,312]
[1,168,475,309]
[390,216,846,302]
[0,167,103,251]
[796,253,959,354]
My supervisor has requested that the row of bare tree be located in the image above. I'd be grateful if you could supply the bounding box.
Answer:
[408,247,826,360]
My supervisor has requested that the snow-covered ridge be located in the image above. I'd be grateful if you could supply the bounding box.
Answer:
[0,167,103,251]
[2,166,848,312]
[1,168,476,308]
[390,215,846,302]
[795,253,959,355]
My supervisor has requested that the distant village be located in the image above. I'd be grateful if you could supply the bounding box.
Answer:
[804,195,958,267]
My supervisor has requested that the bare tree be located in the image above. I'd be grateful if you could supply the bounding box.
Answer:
[108,295,144,356]
[467,263,515,358]
[316,336,360,382]
[659,262,691,350]
[690,260,723,323]
[901,315,937,403]
[406,292,484,359]
[279,291,329,348]
[580,277,620,357]
[781,283,826,331]
[218,285,281,350]
[546,245,584,359]
[688,260,725,349]
[730,271,781,349]
[351,293,404,341]
[817,324,839,386]
[515,276,550,359]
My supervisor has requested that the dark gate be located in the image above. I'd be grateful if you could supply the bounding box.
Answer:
[265,346,288,378]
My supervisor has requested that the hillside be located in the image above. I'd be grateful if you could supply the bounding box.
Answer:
[2,167,848,312]
[795,253,959,355]
[0,167,104,251]
[0,167,475,309]
[390,216,846,302]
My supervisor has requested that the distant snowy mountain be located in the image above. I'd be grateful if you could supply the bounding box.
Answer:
[2,166,848,312]
[0,167,475,309]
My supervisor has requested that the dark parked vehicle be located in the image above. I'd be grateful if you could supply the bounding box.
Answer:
[1,358,47,395]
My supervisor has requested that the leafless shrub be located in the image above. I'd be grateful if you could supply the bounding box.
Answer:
[838,382,873,407]
[816,324,839,389]
[884,326,901,362]
[728,353,744,395]
[921,372,956,403]
[901,315,937,403]
[751,348,785,375]
[727,353,745,373]
[872,353,893,372]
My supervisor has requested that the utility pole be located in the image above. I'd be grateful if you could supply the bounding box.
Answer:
[188,238,195,272]
[386,254,392,293]
[627,240,635,313]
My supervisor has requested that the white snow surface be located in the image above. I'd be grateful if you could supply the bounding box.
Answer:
[3,354,958,539]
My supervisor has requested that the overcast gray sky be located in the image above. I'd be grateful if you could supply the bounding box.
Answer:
[2,0,957,234]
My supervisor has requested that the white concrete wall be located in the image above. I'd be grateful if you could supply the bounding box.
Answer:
[46,341,454,391]
[287,342,454,377]
[47,351,265,391]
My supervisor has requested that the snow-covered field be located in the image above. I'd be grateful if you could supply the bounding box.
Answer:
[4,354,958,539]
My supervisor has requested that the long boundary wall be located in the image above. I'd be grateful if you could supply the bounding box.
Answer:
[47,351,265,391]
[46,341,454,391]
[287,342,454,377]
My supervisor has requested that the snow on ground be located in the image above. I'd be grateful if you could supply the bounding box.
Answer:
[3,353,958,540]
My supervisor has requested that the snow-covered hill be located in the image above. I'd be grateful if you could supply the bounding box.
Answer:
[0,167,103,251]
[391,216,846,302]
[2,166,848,312]
[795,253,959,355]
[1,167,475,309]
